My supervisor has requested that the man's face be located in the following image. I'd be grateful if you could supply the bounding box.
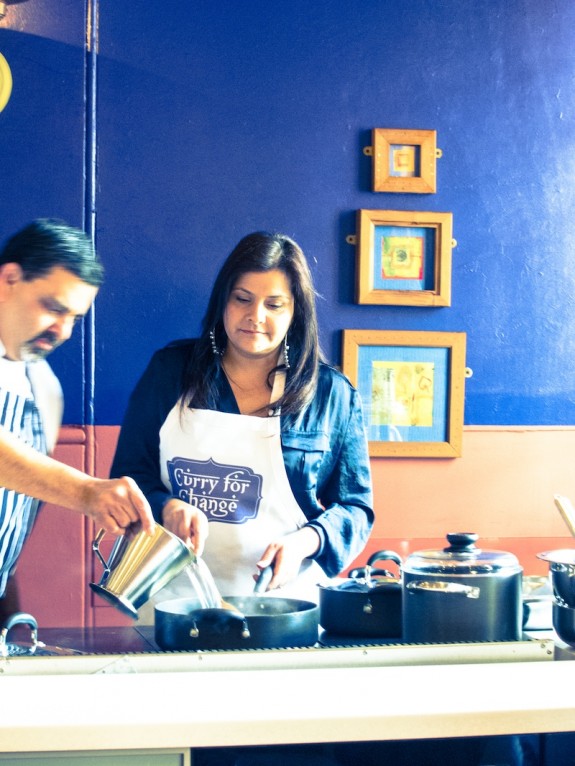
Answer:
[0,264,99,361]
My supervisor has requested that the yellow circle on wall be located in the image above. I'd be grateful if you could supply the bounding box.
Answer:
[0,52,13,113]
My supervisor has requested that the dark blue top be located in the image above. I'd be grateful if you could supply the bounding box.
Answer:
[110,340,374,577]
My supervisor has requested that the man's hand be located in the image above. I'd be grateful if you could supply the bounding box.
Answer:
[82,476,155,535]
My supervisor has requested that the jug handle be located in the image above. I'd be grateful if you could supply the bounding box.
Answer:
[92,528,110,578]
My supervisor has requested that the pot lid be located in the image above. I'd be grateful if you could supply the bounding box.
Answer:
[323,572,400,593]
[404,533,522,576]
[537,549,575,565]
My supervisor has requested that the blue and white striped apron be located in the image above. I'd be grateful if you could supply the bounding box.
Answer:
[0,369,47,596]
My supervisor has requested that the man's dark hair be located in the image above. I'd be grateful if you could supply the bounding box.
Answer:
[0,218,104,287]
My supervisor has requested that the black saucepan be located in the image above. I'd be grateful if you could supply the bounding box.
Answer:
[318,550,402,638]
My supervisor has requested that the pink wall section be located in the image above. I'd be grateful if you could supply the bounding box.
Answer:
[365,426,575,578]
[14,425,575,627]
[15,428,92,627]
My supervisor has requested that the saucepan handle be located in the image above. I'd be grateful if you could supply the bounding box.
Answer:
[0,612,40,656]
[406,580,481,599]
[1,611,38,633]
[349,567,396,580]
[186,607,250,640]
[367,550,403,569]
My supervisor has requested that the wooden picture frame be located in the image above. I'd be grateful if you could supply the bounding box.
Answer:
[355,209,454,307]
[342,330,466,458]
[367,128,440,193]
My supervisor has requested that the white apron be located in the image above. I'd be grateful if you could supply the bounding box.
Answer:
[144,373,326,618]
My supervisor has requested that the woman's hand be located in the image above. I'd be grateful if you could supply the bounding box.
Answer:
[256,526,321,590]
[162,498,209,555]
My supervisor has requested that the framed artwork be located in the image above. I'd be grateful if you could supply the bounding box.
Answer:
[354,209,454,307]
[342,330,467,458]
[364,128,441,193]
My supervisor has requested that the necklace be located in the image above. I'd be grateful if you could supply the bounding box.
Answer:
[221,359,273,391]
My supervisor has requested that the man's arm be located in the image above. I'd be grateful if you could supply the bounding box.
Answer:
[0,425,155,535]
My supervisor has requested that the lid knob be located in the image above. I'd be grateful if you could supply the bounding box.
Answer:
[444,532,479,553]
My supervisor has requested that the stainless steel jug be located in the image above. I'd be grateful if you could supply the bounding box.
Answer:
[90,524,194,619]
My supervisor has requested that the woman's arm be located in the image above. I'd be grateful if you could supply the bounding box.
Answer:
[309,385,374,576]
[283,371,375,578]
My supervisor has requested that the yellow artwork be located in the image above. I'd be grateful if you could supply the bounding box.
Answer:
[371,361,434,427]
[391,144,416,176]
[382,235,424,279]
[0,52,13,113]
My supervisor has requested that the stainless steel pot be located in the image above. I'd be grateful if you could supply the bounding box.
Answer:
[552,601,575,647]
[318,550,402,638]
[536,549,575,645]
[537,549,575,607]
[403,533,523,643]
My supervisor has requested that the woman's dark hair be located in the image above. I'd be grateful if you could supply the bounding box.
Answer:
[182,231,324,417]
[0,218,104,287]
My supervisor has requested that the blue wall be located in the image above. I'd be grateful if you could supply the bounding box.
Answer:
[1,0,574,426]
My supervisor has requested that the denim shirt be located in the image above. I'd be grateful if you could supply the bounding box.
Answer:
[110,340,374,577]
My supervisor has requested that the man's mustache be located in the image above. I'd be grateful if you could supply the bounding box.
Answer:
[30,330,60,347]
[21,331,63,360]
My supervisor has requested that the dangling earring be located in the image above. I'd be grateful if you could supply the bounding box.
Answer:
[282,335,290,369]
[210,328,223,356]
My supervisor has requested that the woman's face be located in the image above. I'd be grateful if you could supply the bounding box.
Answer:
[223,269,294,362]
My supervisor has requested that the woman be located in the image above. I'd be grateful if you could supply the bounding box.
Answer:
[111,232,374,600]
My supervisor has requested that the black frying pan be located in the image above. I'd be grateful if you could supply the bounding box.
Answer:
[155,594,319,650]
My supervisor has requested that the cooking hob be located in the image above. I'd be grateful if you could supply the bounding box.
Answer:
[0,624,556,676]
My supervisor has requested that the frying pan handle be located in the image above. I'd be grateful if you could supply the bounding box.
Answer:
[185,607,251,640]
[254,566,274,593]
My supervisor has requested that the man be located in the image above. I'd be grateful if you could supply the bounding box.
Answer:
[0,218,154,609]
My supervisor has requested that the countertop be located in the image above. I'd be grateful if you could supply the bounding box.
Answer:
[1,626,575,753]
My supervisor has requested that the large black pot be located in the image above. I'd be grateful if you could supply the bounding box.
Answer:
[403,533,523,643]
[319,550,402,638]
[155,595,319,651]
